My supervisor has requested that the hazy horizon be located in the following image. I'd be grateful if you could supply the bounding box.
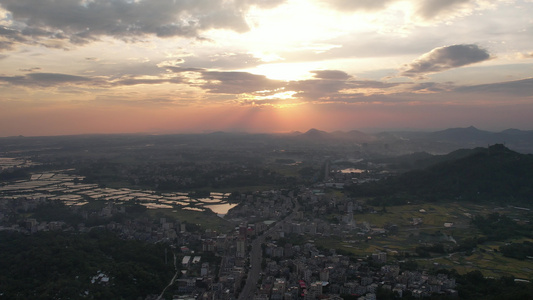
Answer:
[2,125,533,139]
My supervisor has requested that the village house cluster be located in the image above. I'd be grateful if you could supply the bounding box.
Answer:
[0,168,462,299]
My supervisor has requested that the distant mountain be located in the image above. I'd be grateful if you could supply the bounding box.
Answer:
[285,127,533,153]
[374,126,533,154]
[301,128,330,139]
[493,129,533,145]
[428,126,492,143]
[286,130,302,136]
[295,128,376,143]
[351,144,533,204]
[3,126,531,156]
[408,147,494,170]
[501,128,527,135]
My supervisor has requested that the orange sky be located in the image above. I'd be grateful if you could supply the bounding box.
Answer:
[1,0,533,136]
[3,100,533,137]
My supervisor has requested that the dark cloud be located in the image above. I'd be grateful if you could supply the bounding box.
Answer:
[317,0,486,23]
[166,67,403,100]
[288,79,348,100]
[407,81,455,93]
[201,71,283,94]
[0,75,25,85]
[288,71,401,101]
[416,0,472,20]
[27,73,91,85]
[111,77,184,86]
[349,80,400,89]
[19,67,41,72]
[287,70,351,100]
[455,78,533,97]
[0,72,188,88]
[0,26,27,42]
[166,66,206,73]
[401,44,491,78]
[0,73,90,87]
[0,0,286,47]
[169,66,382,98]
[20,27,56,38]
[0,25,27,50]
[311,70,351,80]
[151,66,403,100]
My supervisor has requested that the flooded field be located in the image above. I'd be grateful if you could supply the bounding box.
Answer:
[0,171,235,215]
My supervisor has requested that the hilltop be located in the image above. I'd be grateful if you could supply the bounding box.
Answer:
[350,144,533,204]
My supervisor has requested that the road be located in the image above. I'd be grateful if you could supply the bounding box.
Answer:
[157,249,179,300]
[238,198,300,300]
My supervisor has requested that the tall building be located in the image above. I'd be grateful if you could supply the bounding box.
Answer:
[236,237,246,258]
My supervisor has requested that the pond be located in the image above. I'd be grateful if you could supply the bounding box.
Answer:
[204,203,238,216]
[339,168,366,174]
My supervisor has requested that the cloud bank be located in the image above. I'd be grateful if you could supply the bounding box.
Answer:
[318,0,500,22]
[0,0,285,48]
[0,72,91,87]
[455,78,533,97]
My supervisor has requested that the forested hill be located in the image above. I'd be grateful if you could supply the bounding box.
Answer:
[351,144,533,204]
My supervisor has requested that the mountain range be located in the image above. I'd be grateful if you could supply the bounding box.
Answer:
[3,126,533,155]
[292,126,533,154]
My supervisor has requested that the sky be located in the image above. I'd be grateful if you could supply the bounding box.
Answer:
[1,0,533,136]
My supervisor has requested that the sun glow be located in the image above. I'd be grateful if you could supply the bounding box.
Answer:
[237,89,300,109]
[246,62,320,81]
[258,91,300,109]
[262,91,297,100]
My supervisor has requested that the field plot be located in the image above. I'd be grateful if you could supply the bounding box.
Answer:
[315,202,533,279]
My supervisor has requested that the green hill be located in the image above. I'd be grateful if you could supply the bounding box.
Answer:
[351,144,533,204]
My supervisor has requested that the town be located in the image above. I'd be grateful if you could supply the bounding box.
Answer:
[0,183,459,300]
[1,132,532,299]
